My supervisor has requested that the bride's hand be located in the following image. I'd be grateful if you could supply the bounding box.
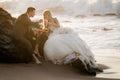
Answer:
[43,28,50,33]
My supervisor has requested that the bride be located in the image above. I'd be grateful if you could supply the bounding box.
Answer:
[41,10,103,75]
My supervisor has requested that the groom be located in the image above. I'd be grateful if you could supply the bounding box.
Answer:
[15,7,42,49]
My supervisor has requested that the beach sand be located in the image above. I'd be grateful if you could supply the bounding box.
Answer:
[0,49,120,80]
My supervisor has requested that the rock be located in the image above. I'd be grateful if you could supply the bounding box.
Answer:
[0,8,33,63]
[75,15,86,18]
[92,14,102,16]
[105,13,116,16]
[102,27,112,31]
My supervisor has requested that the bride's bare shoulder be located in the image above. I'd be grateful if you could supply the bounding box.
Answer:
[53,17,59,22]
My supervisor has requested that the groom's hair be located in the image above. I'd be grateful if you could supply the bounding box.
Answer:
[27,7,35,13]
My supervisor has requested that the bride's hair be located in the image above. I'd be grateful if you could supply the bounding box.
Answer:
[43,9,52,18]
[42,9,52,29]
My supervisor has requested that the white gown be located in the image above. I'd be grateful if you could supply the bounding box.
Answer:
[44,26,98,70]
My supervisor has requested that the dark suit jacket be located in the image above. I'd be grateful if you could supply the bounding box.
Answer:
[14,13,40,37]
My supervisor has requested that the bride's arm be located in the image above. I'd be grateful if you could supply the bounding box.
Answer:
[54,18,60,27]
[48,18,60,28]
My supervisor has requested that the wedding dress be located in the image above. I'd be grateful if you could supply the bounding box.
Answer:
[44,26,102,75]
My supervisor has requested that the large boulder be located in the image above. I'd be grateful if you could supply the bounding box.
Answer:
[0,8,33,63]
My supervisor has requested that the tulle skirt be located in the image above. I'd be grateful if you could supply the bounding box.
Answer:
[44,27,97,68]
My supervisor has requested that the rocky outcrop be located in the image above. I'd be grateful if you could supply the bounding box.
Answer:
[0,8,33,63]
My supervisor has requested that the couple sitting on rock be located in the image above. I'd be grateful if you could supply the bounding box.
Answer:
[0,7,103,75]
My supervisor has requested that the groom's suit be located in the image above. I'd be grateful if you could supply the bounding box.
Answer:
[15,13,40,49]
[15,13,39,37]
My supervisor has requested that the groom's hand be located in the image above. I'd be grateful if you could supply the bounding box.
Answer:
[33,29,41,36]
[43,28,49,33]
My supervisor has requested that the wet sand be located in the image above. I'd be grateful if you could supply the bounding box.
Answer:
[0,49,120,80]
